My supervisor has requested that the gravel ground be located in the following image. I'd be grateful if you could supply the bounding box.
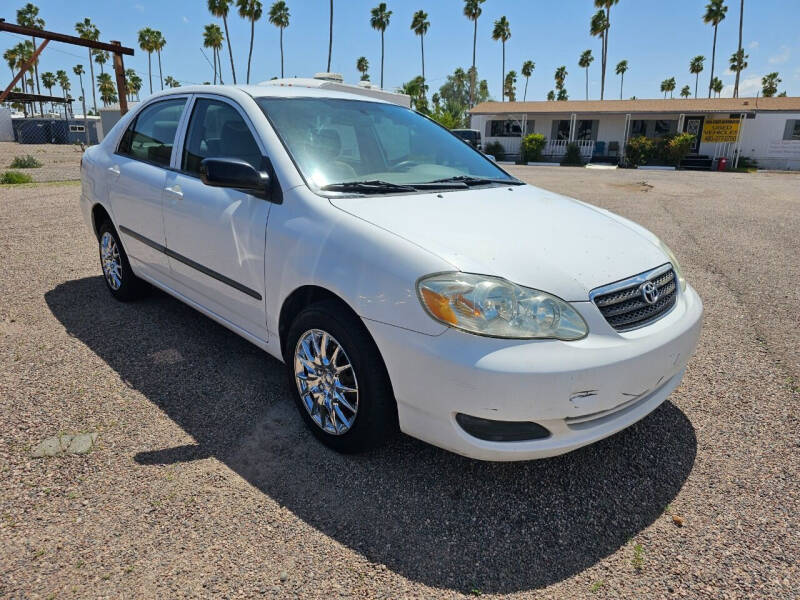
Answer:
[1,168,798,599]
[0,142,83,182]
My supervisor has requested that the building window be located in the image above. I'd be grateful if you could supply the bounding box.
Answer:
[654,120,677,136]
[575,120,598,141]
[488,119,524,137]
[631,120,647,136]
[551,120,571,140]
[69,124,86,132]
[784,119,800,141]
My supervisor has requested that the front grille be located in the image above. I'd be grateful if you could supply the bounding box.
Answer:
[591,265,677,331]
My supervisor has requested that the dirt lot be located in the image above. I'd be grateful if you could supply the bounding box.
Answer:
[1,165,798,599]
[0,142,83,182]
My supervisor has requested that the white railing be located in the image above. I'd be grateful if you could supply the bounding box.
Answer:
[484,137,522,156]
[544,139,595,158]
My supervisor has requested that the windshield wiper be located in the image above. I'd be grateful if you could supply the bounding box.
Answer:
[426,175,525,186]
[320,180,418,194]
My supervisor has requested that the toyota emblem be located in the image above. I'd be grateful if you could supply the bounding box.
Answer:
[640,281,660,305]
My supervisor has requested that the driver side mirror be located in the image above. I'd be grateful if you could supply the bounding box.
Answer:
[200,157,271,194]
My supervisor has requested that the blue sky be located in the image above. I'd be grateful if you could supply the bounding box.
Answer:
[4,0,799,102]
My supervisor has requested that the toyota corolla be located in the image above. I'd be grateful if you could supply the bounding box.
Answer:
[80,84,703,461]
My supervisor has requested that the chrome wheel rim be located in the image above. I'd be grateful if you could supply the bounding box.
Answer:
[294,329,359,435]
[100,231,122,290]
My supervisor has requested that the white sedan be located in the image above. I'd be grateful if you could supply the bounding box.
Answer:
[80,84,703,461]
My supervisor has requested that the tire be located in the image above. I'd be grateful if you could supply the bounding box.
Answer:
[97,221,147,301]
[285,300,397,453]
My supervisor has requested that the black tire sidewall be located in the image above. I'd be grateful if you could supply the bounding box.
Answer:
[97,222,142,301]
[285,301,396,453]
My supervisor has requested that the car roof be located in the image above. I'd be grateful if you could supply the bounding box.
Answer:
[144,84,391,105]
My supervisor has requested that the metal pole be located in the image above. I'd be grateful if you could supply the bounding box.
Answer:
[733,113,745,168]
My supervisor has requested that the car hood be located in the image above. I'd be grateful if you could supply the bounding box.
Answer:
[329,184,668,301]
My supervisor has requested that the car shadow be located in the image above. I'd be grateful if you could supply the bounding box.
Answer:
[45,276,697,595]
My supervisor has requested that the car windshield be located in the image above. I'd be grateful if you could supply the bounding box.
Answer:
[256,97,515,194]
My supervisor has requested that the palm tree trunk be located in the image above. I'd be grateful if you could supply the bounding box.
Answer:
[620,72,624,99]
[147,51,153,94]
[32,36,43,116]
[469,20,477,106]
[213,48,218,84]
[380,31,384,89]
[223,15,237,84]
[695,73,699,98]
[218,48,224,84]
[524,77,529,101]
[157,50,163,90]
[247,19,254,84]
[420,34,425,88]
[501,41,505,102]
[88,49,98,115]
[709,25,717,98]
[280,28,284,78]
[585,67,589,100]
[734,0,743,98]
[327,0,333,72]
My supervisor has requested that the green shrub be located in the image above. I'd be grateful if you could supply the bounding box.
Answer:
[520,133,547,162]
[484,141,505,161]
[625,135,655,167]
[666,133,695,167]
[560,142,583,166]
[1,170,33,184]
[9,154,42,169]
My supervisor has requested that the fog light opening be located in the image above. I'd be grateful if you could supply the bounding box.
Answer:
[455,413,550,442]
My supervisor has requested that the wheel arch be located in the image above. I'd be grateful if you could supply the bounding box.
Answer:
[91,203,113,239]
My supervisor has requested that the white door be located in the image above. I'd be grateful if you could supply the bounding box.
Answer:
[162,96,271,340]
[108,97,188,277]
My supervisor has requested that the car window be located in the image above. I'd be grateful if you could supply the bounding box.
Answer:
[118,98,186,167]
[182,98,263,175]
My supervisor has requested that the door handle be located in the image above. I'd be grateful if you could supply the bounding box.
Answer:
[108,165,120,176]
[164,184,183,199]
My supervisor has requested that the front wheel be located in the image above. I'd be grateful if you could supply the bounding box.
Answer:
[285,300,397,453]
[97,221,146,301]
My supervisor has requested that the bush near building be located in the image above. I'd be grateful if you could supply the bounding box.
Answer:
[520,133,547,162]
[1,171,33,184]
[625,135,655,167]
[561,142,584,166]
[9,155,42,169]
[484,141,505,161]
[664,133,696,167]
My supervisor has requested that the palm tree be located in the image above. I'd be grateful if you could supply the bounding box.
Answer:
[503,70,517,102]
[75,18,100,115]
[268,1,290,78]
[662,77,676,98]
[3,47,18,84]
[729,49,747,97]
[760,72,780,97]
[93,50,108,75]
[615,59,627,99]
[733,0,744,98]
[711,76,723,97]
[356,56,369,81]
[237,0,263,84]
[41,71,56,112]
[411,11,429,90]
[521,60,534,101]
[124,69,142,100]
[370,3,392,89]
[463,0,485,107]
[578,49,593,100]
[56,69,70,109]
[17,3,45,115]
[680,85,691,98]
[137,28,156,94]
[151,30,166,90]
[593,0,618,100]
[203,24,225,84]
[97,72,117,106]
[164,76,180,88]
[703,0,728,98]
[208,0,237,83]
[546,90,555,101]
[589,9,608,100]
[555,66,568,89]
[73,64,88,119]
[327,0,333,72]
[689,55,705,98]
[492,16,511,101]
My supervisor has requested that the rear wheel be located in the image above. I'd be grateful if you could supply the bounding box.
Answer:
[97,221,147,301]
[285,300,397,453]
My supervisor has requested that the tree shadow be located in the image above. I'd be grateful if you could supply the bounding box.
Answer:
[45,277,697,594]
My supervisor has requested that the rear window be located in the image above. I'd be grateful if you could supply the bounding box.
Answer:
[117,98,187,167]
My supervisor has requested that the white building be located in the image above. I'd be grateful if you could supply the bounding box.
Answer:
[470,96,800,170]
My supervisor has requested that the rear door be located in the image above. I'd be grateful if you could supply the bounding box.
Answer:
[162,95,271,340]
[109,97,188,277]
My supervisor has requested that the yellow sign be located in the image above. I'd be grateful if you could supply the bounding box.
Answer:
[702,119,741,142]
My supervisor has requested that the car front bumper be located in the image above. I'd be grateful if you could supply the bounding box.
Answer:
[364,284,703,461]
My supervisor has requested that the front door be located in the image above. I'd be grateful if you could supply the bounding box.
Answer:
[683,116,705,154]
[163,95,271,340]
[109,97,188,277]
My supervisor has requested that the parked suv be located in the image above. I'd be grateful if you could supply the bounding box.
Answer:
[80,85,702,460]
[451,128,482,150]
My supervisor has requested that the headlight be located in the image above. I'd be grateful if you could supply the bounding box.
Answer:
[417,273,588,340]
[655,239,687,292]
